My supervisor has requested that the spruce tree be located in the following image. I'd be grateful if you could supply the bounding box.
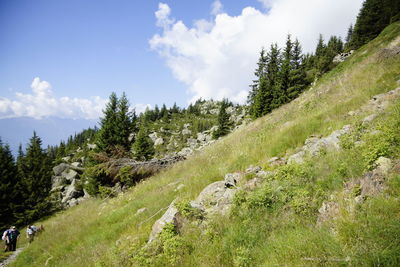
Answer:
[278,34,293,103]
[96,92,119,152]
[17,132,53,224]
[267,43,282,110]
[131,128,155,161]
[213,99,232,139]
[248,47,267,116]
[115,92,135,151]
[0,139,18,229]
[287,39,307,100]
[345,24,354,48]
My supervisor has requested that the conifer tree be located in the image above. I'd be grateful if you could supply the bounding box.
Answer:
[267,43,282,110]
[345,24,354,47]
[17,132,53,224]
[131,128,155,161]
[278,35,293,103]
[96,92,119,152]
[213,99,232,139]
[115,92,135,151]
[0,139,18,229]
[287,39,307,100]
[248,47,267,115]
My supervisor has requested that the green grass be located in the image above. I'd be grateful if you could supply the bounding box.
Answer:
[10,22,400,266]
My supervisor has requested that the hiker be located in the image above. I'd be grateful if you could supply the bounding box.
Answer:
[26,226,35,243]
[2,229,9,252]
[6,226,20,251]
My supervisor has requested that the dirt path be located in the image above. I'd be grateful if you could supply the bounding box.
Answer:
[0,248,24,267]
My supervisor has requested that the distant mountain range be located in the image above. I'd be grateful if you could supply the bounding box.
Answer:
[0,117,98,155]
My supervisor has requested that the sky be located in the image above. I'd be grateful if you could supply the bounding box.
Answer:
[0,0,364,148]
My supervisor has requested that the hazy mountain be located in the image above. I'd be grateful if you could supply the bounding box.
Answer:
[0,117,97,154]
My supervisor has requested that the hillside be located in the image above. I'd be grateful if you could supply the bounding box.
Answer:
[9,22,400,266]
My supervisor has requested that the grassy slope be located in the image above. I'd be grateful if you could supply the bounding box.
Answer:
[10,23,400,266]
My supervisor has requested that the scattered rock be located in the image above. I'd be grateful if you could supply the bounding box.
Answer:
[174,184,185,191]
[362,114,377,125]
[154,137,164,146]
[317,201,340,225]
[62,156,71,162]
[71,162,82,168]
[87,143,97,150]
[53,163,70,176]
[268,157,286,166]
[333,50,354,63]
[148,201,184,244]
[224,173,241,188]
[244,177,261,191]
[61,180,84,204]
[245,165,262,174]
[62,169,78,181]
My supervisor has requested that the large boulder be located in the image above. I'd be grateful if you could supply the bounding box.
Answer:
[61,169,78,181]
[61,179,84,204]
[53,163,70,176]
[191,181,237,216]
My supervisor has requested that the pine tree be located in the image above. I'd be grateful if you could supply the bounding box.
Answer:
[0,139,18,229]
[248,47,268,115]
[96,92,119,152]
[213,99,232,139]
[131,128,155,161]
[278,34,293,103]
[17,132,53,224]
[115,92,135,151]
[267,43,282,110]
[351,0,400,49]
[287,39,307,100]
[345,24,354,46]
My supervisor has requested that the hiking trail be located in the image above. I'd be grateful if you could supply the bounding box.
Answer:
[0,248,24,267]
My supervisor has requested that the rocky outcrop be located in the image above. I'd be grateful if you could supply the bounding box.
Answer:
[51,163,87,207]
[333,50,354,63]
[288,125,352,164]
[317,157,393,225]
[148,201,184,244]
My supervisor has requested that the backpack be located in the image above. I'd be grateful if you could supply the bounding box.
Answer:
[8,230,18,242]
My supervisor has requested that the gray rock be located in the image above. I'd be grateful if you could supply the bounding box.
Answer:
[148,201,183,244]
[256,170,273,178]
[192,181,237,216]
[53,163,70,176]
[62,169,78,181]
[362,114,377,125]
[61,179,84,203]
[224,173,241,188]
[186,138,197,148]
[154,137,164,146]
[375,157,392,175]
[178,147,193,157]
[52,175,65,188]
[71,162,82,168]
[245,165,262,174]
[288,151,306,164]
[317,201,340,225]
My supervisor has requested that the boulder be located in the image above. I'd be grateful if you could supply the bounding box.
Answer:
[317,201,340,225]
[71,162,82,168]
[62,156,71,162]
[62,169,79,181]
[244,177,261,191]
[148,201,184,244]
[362,114,377,125]
[186,138,197,148]
[61,179,84,204]
[224,173,241,188]
[52,175,65,188]
[245,165,262,174]
[53,163,70,176]
[149,132,158,142]
[191,181,237,216]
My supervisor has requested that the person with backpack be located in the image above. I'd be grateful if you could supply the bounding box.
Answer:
[2,229,9,252]
[26,226,35,243]
[6,226,20,251]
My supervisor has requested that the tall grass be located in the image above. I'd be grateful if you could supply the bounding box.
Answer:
[10,22,400,266]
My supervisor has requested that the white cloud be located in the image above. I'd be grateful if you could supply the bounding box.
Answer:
[150,0,363,103]
[211,0,223,16]
[0,77,149,120]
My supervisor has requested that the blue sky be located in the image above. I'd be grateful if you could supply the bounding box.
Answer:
[0,0,266,111]
[0,0,364,151]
